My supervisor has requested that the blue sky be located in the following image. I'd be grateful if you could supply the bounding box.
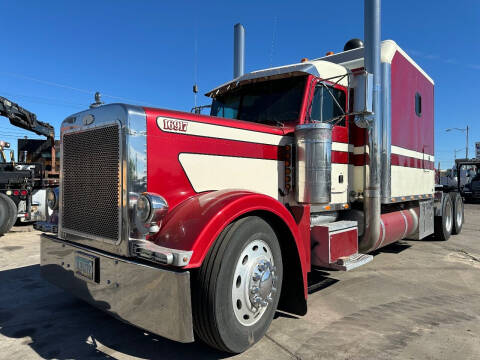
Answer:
[0,0,478,168]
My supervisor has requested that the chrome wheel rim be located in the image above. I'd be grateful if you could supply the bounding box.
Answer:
[456,197,463,226]
[445,200,453,233]
[231,239,277,326]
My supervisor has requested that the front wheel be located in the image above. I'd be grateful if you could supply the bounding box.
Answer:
[192,216,283,353]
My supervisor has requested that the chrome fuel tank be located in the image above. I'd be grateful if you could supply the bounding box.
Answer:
[295,123,332,204]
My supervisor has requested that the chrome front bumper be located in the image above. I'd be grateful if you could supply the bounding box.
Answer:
[40,234,194,343]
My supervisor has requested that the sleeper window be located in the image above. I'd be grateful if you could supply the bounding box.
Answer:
[415,92,422,117]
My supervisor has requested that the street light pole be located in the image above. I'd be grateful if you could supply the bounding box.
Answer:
[445,126,470,159]
[466,125,469,159]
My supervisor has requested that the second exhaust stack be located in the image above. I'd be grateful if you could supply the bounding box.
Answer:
[234,23,245,78]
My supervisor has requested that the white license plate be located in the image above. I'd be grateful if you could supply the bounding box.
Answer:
[74,252,97,282]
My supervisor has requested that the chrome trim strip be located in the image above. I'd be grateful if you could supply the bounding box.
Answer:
[400,210,408,238]
[389,193,434,203]
[40,234,194,343]
[379,218,386,248]
[131,239,193,267]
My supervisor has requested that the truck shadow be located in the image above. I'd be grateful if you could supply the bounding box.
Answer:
[0,264,231,359]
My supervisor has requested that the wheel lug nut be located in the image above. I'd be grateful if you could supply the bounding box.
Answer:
[253,274,261,281]
[251,287,259,294]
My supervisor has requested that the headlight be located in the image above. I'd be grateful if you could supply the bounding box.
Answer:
[136,193,168,224]
[47,187,59,210]
[136,195,151,223]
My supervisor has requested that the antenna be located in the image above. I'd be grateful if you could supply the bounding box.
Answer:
[270,16,278,67]
[193,30,199,111]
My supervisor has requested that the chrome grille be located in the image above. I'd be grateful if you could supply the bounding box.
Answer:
[62,124,121,241]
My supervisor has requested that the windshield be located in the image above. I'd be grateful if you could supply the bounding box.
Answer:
[210,76,306,125]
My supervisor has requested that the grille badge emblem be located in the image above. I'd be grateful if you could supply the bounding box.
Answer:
[82,114,95,126]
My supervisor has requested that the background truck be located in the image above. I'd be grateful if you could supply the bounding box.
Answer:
[0,96,58,235]
[39,0,463,353]
[455,158,480,202]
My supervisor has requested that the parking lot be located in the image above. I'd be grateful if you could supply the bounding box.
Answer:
[0,204,479,360]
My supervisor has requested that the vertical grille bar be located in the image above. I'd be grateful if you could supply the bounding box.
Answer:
[62,124,121,241]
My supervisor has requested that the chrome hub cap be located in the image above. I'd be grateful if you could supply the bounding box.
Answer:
[232,240,277,326]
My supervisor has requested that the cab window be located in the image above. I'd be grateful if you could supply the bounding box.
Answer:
[310,84,346,126]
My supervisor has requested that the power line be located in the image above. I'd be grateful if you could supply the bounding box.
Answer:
[0,71,162,107]
[0,90,85,108]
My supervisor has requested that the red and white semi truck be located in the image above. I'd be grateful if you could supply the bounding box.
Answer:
[40,1,464,353]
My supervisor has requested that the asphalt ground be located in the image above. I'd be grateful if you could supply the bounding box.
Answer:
[1,204,479,360]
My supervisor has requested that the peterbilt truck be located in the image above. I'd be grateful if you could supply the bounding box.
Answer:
[39,1,463,353]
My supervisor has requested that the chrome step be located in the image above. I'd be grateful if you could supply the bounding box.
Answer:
[329,253,373,271]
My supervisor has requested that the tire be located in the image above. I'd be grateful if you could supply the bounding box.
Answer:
[434,194,453,241]
[450,192,464,235]
[0,194,17,236]
[192,216,283,353]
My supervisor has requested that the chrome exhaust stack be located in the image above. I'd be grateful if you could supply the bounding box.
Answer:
[357,0,382,252]
[233,23,245,78]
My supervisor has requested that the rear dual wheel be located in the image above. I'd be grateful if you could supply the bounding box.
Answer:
[434,194,453,241]
[0,193,17,236]
[434,192,463,241]
[193,216,283,353]
[450,192,463,235]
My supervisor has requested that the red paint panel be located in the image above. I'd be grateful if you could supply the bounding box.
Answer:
[332,125,348,143]
[391,154,434,170]
[145,108,289,210]
[350,120,366,147]
[332,151,349,164]
[391,53,434,155]
[330,229,358,262]
[351,153,369,166]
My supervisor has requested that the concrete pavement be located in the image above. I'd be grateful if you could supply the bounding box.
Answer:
[1,205,479,359]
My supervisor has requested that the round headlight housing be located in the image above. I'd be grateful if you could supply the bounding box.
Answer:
[47,187,59,210]
[136,195,152,223]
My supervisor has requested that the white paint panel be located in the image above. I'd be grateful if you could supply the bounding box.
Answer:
[179,153,283,199]
[332,142,350,152]
[157,117,289,146]
[354,146,369,155]
[391,166,434,197]
[331,163,348,204]
[353,166,365,193]
[391,145,434,162]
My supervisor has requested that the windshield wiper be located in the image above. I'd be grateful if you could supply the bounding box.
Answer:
[262,119,284,127]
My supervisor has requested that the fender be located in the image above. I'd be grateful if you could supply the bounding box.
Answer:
[150,189,310,296]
